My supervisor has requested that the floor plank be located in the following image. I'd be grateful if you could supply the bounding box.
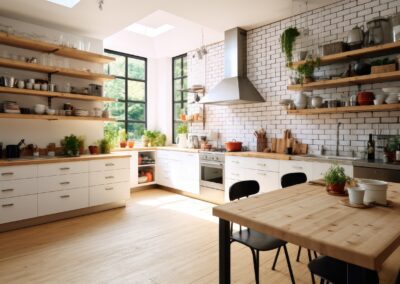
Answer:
[0,189,316,283]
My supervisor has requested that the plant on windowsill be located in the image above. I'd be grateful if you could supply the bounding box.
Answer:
[280,27,300,67]
[141,130,167,147]
[78,136,85,155]
[323,163,350,194]
[98,137,112,154]
[62,134,80,157]
[119,129,127,148]
[296,58,320,84]
[176,123,188,148]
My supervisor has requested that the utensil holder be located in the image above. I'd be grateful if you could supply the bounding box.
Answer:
[257,137,267,152]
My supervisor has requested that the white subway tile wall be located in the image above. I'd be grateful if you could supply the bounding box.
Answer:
[187,0,400,155]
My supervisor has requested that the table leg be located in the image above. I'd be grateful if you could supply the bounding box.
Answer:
[219,218,230,284]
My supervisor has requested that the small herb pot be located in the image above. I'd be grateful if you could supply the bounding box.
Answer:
[326,183,346,193]
[119,141,127,148]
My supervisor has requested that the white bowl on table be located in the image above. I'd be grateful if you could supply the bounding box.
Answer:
[358,179,388,205]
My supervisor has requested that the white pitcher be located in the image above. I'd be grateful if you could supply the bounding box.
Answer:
[176,133,187,148]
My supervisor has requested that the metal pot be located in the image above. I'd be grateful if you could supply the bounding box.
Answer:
[347,26,364,46]
[366,17,392,46]
[224,140,242,152]
[354,62,371,75]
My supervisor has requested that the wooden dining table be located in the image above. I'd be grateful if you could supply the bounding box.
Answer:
[213,182,400,284]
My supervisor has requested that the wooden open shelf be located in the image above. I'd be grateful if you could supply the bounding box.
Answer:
[287,103,400,115]
[0,86,115,102]
[0,58,114,81]
[291,41,400,68]
[288,71,400,91]
[0,32,115,64]
[0,113,115,122]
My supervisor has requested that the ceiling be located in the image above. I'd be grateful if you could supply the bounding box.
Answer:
[0,0,340,39]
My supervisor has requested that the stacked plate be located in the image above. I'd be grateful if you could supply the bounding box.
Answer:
[382,88,400,104]
[3,101,20,114]
[74,109,89,117]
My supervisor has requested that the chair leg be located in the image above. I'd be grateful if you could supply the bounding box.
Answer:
[283,245,296,284]
[271,246,281,270]
[313,251,318,259]
[296,246,302,262]
[250,249,260,284]
[307,250,316,284]
[320,279,325,284]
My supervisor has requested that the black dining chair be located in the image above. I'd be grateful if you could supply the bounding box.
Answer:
[229,180,295,284]
[308,255,379,284]
[281,172,317,284]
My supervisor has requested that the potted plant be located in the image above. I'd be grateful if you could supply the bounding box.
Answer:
[104,122,119,148]
[78,136,85,155]
[62,135,80,157]
[384,136,399,162]
[176,123,188,148]
[296,58,320,83]
[127,133,135,148]
[323,164,350,194]
[280,27,300,67]
[119,129,127,148]
[98,137,112,154]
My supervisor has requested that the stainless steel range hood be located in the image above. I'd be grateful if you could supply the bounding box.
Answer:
[200,28,265,105]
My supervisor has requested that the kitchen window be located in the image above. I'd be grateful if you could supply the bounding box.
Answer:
[172,54,188,142]
[104,49,147,140]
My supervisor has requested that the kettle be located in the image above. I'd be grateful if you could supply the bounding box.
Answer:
[5,139,25,159]
[347,26,364,47]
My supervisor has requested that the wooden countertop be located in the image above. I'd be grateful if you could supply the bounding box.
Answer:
[113,146,200,153]
[225,151,291,160]
[213,182,400,270]
[0,153,131,167]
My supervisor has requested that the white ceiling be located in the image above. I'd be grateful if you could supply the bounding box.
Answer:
[0,0,340,39]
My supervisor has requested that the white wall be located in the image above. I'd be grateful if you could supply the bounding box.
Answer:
[0,16,105,148]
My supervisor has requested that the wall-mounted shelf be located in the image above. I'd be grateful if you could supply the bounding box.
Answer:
[178,87,205,94]
[287,103,400,115]
[0,32,115,64]
[0,86,115,102]
[0,113,115,122]
[291,41,400,68]
[0,58,115,81]
[288,71,400,91]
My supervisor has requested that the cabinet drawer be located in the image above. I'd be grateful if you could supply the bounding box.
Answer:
[38,162,88,177]
[225,156,253,169]
[225,168,245,180]
[253,158,280,172]
[38,187,88,216]
[89,158,130,172]
[0,178,38,199]
[279,160,312,180]
[0,195,38,224]
[311,162,353,180]
[89,169,129,186]
[38,173,88,193]
[89,182,130,206]
[0,165,37,181]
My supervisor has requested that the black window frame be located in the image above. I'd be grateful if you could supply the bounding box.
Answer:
[104,49,148,138]
[172,53,188,142]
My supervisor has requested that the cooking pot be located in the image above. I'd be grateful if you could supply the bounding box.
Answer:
[5,139,25,159]
[224,140,242,152]
[357,91,374,106]
[353,62,371,75]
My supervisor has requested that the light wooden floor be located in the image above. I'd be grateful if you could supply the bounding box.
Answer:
[0,189,316,284]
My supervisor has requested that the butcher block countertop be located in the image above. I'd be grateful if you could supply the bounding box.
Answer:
[0,153,131,167]
[225,151,291,160]
[113,146,200,153]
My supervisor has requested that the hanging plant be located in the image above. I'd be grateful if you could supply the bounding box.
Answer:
[280,27,300,67]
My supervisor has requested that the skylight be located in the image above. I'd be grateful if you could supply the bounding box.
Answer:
[47,0,80,8]
[125,23,175,38]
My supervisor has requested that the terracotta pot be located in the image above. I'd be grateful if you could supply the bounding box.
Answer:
[79,146,84,155]
[303,77,314,83]
[88,145,99,155]
[128,141,135,148]
[224,140,243,152]
[327,183,346,193]
[357,91,374,105]
[119,141,127,148]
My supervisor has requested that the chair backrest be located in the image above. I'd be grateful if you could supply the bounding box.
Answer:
[281,172,307,188]
[229,180,259,201]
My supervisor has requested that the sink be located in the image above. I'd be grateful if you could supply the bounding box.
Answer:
[300,154,361,161]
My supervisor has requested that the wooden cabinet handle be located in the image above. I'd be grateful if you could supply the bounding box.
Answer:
[1,172,14,176]
[2,203,14,207]
[59,167,70,170]
[105,187,114,191]
[1,188,14,192]
[60,182,70,185]
[60,195,70,198]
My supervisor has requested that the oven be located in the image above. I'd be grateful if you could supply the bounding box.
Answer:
[199,152,225,203]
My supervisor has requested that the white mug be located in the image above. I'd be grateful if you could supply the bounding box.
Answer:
[17,80,25,89]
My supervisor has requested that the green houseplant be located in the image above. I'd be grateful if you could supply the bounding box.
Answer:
[177,123,188,135]
[323,164,350,193]
[384,136,399,162]
[62,135,80,157]
[78,136,85,155]
[296,58,320,83]
[98,137,112,154]
[280,27,300,67]
[141,130,167,147]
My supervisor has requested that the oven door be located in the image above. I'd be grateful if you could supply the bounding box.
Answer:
[200,161,224,191]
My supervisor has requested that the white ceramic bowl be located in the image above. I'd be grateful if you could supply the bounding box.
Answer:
[34,104,46,114]
[358,179,388,205]
[347,187,365,205]
[46,108,56,115]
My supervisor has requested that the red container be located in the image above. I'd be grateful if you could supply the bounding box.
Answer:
[88,145,99,155]
[224,140,243,152]
[326,183,346,194]
[357,91,374,105]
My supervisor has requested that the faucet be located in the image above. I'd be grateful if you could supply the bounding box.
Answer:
[336,122,342,156]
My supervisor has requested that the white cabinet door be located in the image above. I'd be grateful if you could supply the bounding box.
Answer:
[38,173,89,193]
[89,169,130,186]
[0,165,37,181]
[89,182,130,206]
[38,187,89,216]
[179,153,200,194]
[38,162,88,177]
[311,162,354,180]
[0,178,38,199]
[252,170,281,193]
[279,160,313,181]
[0,195,37,224]
[89,158,130,172]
